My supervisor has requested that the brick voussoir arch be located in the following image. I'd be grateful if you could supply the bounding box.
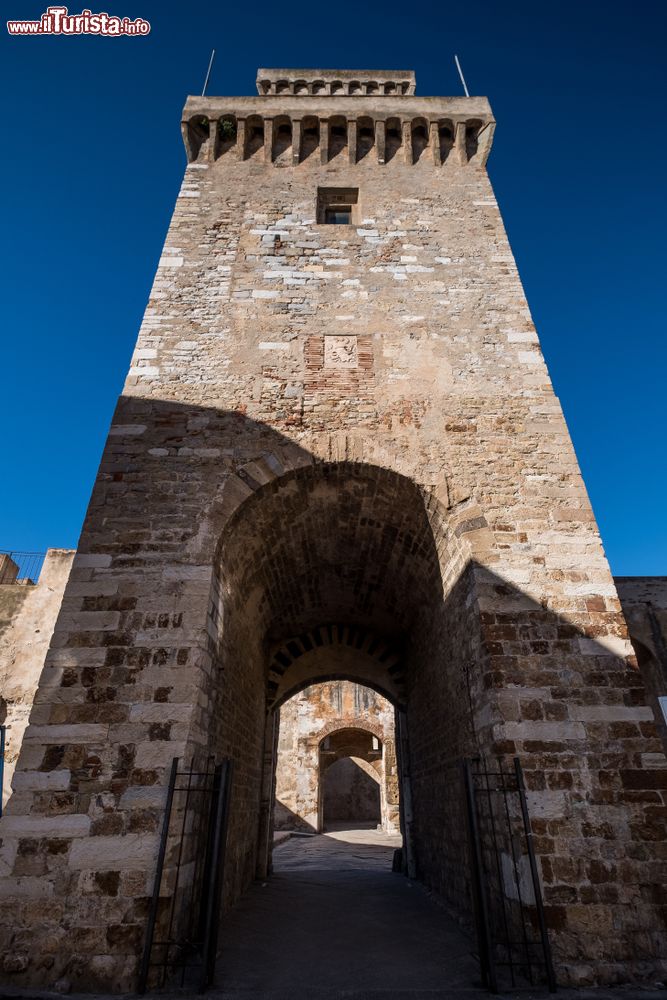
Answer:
[315,717,387,744]
[268,623,404,706]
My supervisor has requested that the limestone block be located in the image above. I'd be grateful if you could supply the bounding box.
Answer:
[0,876,54,899]
[134,740,187,769]
[0,814,89,837]
[23,724,108,744]
[128,703,193,723]
[69,833,158,871]
[11,770,72,792]
[72,554,112,568]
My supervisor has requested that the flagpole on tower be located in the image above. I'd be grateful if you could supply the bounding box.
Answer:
[202,49,216,97]
[454,54,470,97]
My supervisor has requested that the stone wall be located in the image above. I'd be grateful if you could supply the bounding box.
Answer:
[322,757,380,824]
[274,680,399,833]
[0,550,75,807]
[0,68,665,991]
[616,577,667,748]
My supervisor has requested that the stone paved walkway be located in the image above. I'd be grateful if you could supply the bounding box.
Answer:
[214,825,480,999]
[3,828,664,1000]
[210,826,665,1000]
[272,822,402,872]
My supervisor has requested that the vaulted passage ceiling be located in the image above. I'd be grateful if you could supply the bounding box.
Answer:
[218,463,444,646]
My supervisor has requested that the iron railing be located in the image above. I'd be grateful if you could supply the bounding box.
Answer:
[462,756,557,994]
[138,756,233,994]
[0,550,46,585]
[138,751,552,995]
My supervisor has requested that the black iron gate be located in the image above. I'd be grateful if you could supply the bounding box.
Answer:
[138,752,551,994]
[138,756,233,994]
[463,756,557,994]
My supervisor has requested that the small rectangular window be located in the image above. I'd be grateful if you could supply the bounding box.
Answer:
[325,205,352,225]
[317,187,359,225]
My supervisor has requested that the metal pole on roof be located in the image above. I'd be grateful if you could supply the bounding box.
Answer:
[202,49,215,97]
[454,54,470,97]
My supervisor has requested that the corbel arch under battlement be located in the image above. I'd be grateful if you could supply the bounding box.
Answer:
[410,116,430,163]
[181,113,210,162]
[182,112,494,167]
[244,114,265,158]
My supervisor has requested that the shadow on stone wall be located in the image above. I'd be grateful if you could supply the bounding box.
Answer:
[321,756,381,827]
[1,395,666,990]
[274,799,316,834]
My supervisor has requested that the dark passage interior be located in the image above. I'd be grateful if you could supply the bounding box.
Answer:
[206,462,486,902]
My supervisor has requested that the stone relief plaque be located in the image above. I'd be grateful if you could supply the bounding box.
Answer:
[324,335,358,368]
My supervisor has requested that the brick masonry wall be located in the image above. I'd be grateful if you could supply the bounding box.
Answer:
[0,79,665,991]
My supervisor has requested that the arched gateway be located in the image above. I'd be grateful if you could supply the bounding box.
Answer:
[1,66,665,992]
[203,461,482,891]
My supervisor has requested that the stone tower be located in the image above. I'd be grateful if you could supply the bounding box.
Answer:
[1,68,665,991]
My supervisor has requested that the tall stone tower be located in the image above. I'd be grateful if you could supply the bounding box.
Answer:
[1,69,665,991]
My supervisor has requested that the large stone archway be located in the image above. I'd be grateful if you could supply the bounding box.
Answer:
[201,461,485,892]
[2,443,666,990]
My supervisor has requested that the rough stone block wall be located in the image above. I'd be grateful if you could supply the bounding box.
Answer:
[0,72,665,991]
[407,559,483,903]
[205,580,268,904]
[0,550,75,806]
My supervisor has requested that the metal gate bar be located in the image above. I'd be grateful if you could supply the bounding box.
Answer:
[138,756,233,994]
[480,756,515,988]
[200,758,234,991]
[463,758,497,993]
[514,758,557,993]
[498,758,534,985]
[137,757,178,993]
[463,756,557,994]
[0,726,6,818]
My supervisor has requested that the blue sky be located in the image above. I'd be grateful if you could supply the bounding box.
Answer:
[1,0,665,574]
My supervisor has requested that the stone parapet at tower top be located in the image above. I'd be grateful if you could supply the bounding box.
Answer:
[255,68,417,95]
[183,67,495,167]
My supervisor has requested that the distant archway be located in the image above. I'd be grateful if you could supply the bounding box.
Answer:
[320,727,383,831]
[630,633,667,749]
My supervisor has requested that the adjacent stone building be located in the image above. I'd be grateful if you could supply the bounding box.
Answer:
[274,680,400,833]
[617,578,667,746]
[0,67,666,991]
[0,550,75,807]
